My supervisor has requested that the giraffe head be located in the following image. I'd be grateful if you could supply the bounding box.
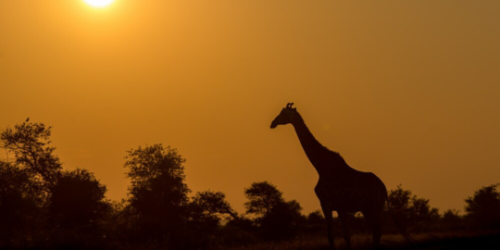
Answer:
[270,103,298,128]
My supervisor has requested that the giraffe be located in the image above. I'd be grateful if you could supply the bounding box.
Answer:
[270,103,407,249]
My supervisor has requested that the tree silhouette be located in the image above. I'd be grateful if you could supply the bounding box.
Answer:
[465,184,500,228]
[1,120,62,192]
[307,210,325,226]
[388,185,439,230]
[441,209,462,229]
[124,144,190,246]
[244,181,305,240]
[388,185,412,217]
[0,120,62,247]
[260,200,305,240]
[49,168,110,230]
[190,190,237,220]
[0,161,39,247]
[244,181,284,217]
[187,190,237,248]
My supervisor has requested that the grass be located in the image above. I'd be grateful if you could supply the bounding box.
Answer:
[223,230,500,250]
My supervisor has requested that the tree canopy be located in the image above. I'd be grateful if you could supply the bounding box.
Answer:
[388,185,440,229]
[49,168,110,229]
[191,190,237,219]
[244,181,284,217]
[1,120,61,190]
[124,144,190,246]
[244,181,305,240]
[465,184,500,228]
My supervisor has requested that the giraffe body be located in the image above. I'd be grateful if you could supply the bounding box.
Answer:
[315,171,387,213]
[271,103,392,249]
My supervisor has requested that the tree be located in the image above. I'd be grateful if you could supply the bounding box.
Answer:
[0,161,39,247]
[0,120,61,246]
[1,120,62,192]
[187,190,238,248]
[190,190,237,221]
[388,185,412,219]
[124,144,190,246]
[49,168,110,230]
[303,210,326,234]
[388,185,439,229]
[442,209,462,228]
[244,181,284,217]
[465,184,500,228]
[244,181,305,240]
[306,210,325,226]
[260,200,305,240]
[411,196,440,222]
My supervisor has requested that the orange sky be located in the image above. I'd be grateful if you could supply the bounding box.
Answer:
[1,1,499,215]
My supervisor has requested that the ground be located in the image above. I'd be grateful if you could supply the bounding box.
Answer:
[227,231,500,250]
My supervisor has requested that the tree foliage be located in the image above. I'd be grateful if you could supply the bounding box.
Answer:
[186,190,238,248]
[1,120,61,190]
[188,190,237,234]
[124,144,190,245]
[465,184,500,228]
[244,181,284,217]
[190,190,237,220]
[260,200,305,240]
[0,161,39,245]
[0,120,62,246]
[306,210,325,225]
[244,181,305,240]
[388,185,439,229]
[49,168,110,229]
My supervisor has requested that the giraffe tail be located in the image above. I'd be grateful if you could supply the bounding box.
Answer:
[386,197,414,244]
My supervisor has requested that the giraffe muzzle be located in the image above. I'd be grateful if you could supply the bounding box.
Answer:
[270,120,278,129]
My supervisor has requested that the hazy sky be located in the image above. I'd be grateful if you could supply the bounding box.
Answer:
[1,1,499,215]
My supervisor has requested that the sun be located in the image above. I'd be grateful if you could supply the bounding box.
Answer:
[84,0,114,8]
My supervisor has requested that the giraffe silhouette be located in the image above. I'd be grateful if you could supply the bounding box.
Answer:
[271,103,411,249]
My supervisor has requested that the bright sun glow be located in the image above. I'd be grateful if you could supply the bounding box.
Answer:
[84,0,114,8]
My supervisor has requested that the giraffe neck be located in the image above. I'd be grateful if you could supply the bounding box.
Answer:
[291,113,337,175]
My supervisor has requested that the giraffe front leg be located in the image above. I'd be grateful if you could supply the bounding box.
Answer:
[338,212,352,249]
[321,206,335,250]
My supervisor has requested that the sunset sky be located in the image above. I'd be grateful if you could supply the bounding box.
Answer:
[1,1,499,215]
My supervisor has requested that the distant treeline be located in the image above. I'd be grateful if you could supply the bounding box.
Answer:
[1,120,499,249]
